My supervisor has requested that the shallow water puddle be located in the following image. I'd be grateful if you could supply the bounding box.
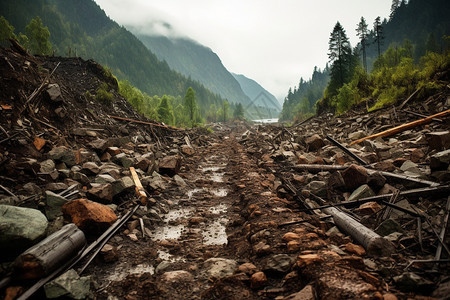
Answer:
[108,263,155,281]
[163,207,194,222]
[209,203,228,214]
[151,224,185,241]
[187,188,203,200]
[209,188,228,197]
[210,172,225,182]
[202,217,228,245]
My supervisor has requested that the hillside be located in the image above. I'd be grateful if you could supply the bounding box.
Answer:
[0,0,226,113]
[134,33,251,106]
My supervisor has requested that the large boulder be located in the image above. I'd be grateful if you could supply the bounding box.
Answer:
[62,199,117,234]
[0,205,48,255]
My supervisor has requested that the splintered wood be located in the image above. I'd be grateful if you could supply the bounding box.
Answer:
[130,167,148,205]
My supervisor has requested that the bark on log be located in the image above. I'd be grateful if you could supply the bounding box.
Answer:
[322,206,395,257]
[349,109,450,145]
[130,167,147,205]
[13,224,86,280]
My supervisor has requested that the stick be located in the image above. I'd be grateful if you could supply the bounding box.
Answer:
[398,88,420,110]
[130,167,148,205]
[107,114,180,130]
[349,109,450,145]
[403,110,443,123]
[434,197,450,264]
[326,135,368,165]
[0,184,16,197]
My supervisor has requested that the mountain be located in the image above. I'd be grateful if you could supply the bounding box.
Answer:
[134,33,251,106]
[231,73,281,112]
[0,0,225,113]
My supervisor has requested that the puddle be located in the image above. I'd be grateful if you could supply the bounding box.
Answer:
[210,172,225,182]
[187,188,203,200]
[151,224,185,241]
[209,204,228,214]
[202,166,225,172]
[163,207,193,222]
[209,188,228,197]
[202,217,228,245]
[108,263,154,281]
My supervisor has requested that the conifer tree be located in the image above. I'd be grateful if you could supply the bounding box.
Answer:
[0,16,15,47]
[373,16,384,58]
[328,22,352,95]
[356,17,369,72]
[183,87,197,128]
[25,16,52,55]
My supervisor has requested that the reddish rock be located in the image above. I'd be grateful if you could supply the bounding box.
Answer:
[426,131,450,151]
[341,164,368,190]
[383,293,398,300]
[100,244,118,262]
[373,161,396,172]
[159,155,181,177]
[181,145,195,156]
[106,146,122,156]
[305,134,326,152]
[345,243,367,256]
[33,137,46,151]
[285,284,316,300]
[358,202,382,215]
[409,148,425,163]
[283,232,301,242]
[250,271,267,289]
[238,262,258,275]
[62,198,117,233]
[287,240,301,253]
[135,157,151,172]
[296,254,324,268]
[334,152,346,165]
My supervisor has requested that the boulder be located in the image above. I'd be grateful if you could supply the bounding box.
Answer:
[0,205,48,254]
[62,198,117,233]
[44,269,92,299]
[81,162,100,175]
[305,134,325,151]
[203,258,238,279]
[88,139,109,152]
[40,159,56,173]
[341,164,368,190]
[159,155,181,177]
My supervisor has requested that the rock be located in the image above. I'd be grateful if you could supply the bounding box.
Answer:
[250,271,267,289]
[345,243,366,256]
[341,165,368,190]
[400,160,420,174]
[253,241,271,255]
[181,145,195,156]
[296,254,324,268]
[173,175,187,186]
[94,174,116,184]
[238,262,257,275]
[285,284,316,300]
[135,157,151,172]
[40,159,56,173]
[426,131,450,151]
[70,171,90,185]
[430,149,450,171]
[305,134,325,151]
[22,182,42,195]
[45,83,62,102]
[106,146,121,156]
[287,240,301,253]
[88,139,109,152]
[377,184,398,196]
[112,176,135,196]
[328,171,346,190]
[358,202,382,215]
[263,254,295,273]
[348,131,366,140]
[409,148,425,163]
[87,183,113,202]
[367,172,386,191]
[48,146,76,167]
[306,181,327,198]
[333,152,347,165]
[161,270,194,282]
[393,272,434,293]
[159,155,181,177]
[45,182,69,192]
[432,280,450,299]
[45,191,68,220]
[44,269,92,299]
[204,258,238,279]
[81,162,100,175]
[62,198,117,233]
[348,184,375,201]
[382,293,398,300]
[0,205,48,253]
[282,232,301,242]
[375,219,404,236]
[113,153,134,168]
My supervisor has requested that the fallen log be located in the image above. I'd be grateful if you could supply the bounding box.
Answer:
[326,135,368,165]
[107,114,181,130]
[349,109,450,145]
[323,206,395,257]
[13,224,86,280]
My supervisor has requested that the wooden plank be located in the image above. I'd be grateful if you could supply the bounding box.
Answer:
[130,167,148,205]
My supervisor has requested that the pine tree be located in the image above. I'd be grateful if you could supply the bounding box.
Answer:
[390,0,401,20]
[157,95,175,125]
[233,103,245,121]
[25,16,52,55]
[328,22,352,94]
[356,17,369,72]
[0,16,16,47]
[183,87,197,128]
[373,16,384,58]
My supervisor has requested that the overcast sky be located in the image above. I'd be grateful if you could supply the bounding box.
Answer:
[94,0,391,101]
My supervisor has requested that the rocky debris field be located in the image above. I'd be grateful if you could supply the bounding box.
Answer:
[1,47,450,300]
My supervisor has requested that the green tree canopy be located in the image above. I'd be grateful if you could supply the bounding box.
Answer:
[183,87,197,128]
[356,17,369,72]
[25,16,52,55]
[233,103,245,121]
[157,95,174,126]
[0,16,15,47]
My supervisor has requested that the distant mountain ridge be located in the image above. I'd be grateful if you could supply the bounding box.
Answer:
[134,33,251,106]
[231,73,281,111]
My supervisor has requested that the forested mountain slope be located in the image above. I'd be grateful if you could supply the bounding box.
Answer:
[0,0,225,111]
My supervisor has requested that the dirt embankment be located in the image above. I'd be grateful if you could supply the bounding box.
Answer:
[0,46,450,300]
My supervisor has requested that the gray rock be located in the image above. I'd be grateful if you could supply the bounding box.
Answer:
[70,171,90,185]
[0,205,48,252]
[306,181,327,198]
[48,146,76,167]
[173,175,186,186]
[112,176,135,196]
[348,131,365,140]
[375,219,404,236]
[87,183,113,202]
[305,134,325,151]
[94,174,116,184]
[348,184,375,201]
[263,254,295,273]
[46,83,62,102]
[394,272,434,293]
[430,149,450,171]
[44,269,92,299]
[40,159,56,173]
[284,284,316,300]
[88,139,109,152]
[113,153,134,168]
[400,160,420,173]
[203,258,238,279]
[45,191,68,220]
[426,131,450,151]
[81,162,100,175]
[45,182,69,192]
[22,182,42,195]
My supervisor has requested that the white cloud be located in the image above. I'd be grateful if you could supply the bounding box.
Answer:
[95,0,391,100]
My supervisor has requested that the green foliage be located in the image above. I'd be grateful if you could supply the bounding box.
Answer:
[218,100,230,122]
[95,83,114,105]
[184,87,198,128]
[233,103,245,121]
[157,95,175,126]
[25,16,52,55]
[0,16,16,47]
